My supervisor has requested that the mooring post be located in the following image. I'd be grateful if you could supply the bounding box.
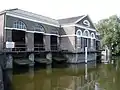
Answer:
[85,47,88,63]
[85,64,88,80]
[46,64,52,74]
[28,67,34,79]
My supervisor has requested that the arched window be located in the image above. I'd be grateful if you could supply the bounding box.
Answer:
[83,20,90,27]
[83,30,90,37]
[76,29,82,49]
[91,33,95,49]
[34,24,45,32]
[13,21,27,29]
[91,33,95,39]
[76,29,82,37]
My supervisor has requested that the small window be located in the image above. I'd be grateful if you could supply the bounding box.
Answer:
[83,20,90,27]
[83,30,90,37]
[91,33,95,39]
[13,21,27,29]
[76,29,82,36]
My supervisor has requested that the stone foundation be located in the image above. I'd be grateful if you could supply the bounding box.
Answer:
[6,54,13,69]
[65,53,97,63]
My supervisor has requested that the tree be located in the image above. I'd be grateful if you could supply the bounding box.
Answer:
[95,15,120,55]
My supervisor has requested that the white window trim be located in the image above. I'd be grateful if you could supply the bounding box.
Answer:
[13,20,27,30]
[5,27,27,31]
[5,27,59,37]
[60,34,76,37]
[83,29,90,37]
[83,20,90,27]
[74,15,87,23]
[76,29,82,37]
[91,32,95,39]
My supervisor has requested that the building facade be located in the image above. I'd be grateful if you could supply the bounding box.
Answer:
[0,8,100,66]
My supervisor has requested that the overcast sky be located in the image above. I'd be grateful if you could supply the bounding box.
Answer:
[0,0,119,23]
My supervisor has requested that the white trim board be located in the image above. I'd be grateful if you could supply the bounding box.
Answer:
[6,13,60,27]
[61,24,96,31]
[5,27,27,31]
[60,34,94,39]
[74,15,87,23]
[5,27,96,38]
[60,34,77,37]
[5,27,60,37]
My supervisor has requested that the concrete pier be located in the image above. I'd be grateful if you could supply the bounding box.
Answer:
[28,53,35,67]
[6,54,13,69]
[0,66,4,90]
[46,53,52,64]
[65,53,96,63]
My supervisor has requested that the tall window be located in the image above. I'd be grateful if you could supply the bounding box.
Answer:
[76,29,82,48]
[83,30,90,48]
[76,29,82,36]
[83,30,90,37]
[13,21,27,29]
[91,33,95,48]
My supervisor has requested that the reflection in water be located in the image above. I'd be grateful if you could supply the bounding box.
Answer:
[4,57,120,90]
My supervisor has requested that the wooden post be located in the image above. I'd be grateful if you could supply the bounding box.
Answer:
[85,64,88,80]
[85,47,88,63]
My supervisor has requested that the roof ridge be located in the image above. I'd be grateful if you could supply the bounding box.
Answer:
[58,15,85,20]
[17,9,58,21]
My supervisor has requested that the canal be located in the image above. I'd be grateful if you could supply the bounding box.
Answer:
[4,57,120,90]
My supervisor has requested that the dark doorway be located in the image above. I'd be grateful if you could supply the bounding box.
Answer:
[96,41,100,50]
[84,38,87,51]
[12,30,26,51]
[50,35,58,50]
[84,38,87,47]
[34,33,44,51]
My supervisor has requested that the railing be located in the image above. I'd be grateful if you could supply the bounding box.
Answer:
[51,44,58,51]
[7,43,61,52]
[34,44,45,51]
[12,43,27,52]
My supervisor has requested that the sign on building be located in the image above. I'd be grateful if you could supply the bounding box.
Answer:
[6,41,15,48]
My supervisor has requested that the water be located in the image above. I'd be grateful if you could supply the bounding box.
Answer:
[4,57,120,90]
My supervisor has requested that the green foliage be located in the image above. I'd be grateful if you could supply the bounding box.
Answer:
[95,15,120,54]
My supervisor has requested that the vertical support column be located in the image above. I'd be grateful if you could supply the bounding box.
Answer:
[44,35,51,51]
[26,32,34,66]
[44,35,52,64]
[81,37,84,52]
[26,32,34,51]
[85,47,88,63]
[6,30,12,52]
[6,54,13,69]
[57,36,59,50]
[28,53,34,67]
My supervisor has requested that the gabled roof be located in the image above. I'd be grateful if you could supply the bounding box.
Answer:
[0,8,89,27]
[4,8,60,27]
[58,15,85,25]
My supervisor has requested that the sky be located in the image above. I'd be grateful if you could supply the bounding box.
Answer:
[0,0,120,23]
